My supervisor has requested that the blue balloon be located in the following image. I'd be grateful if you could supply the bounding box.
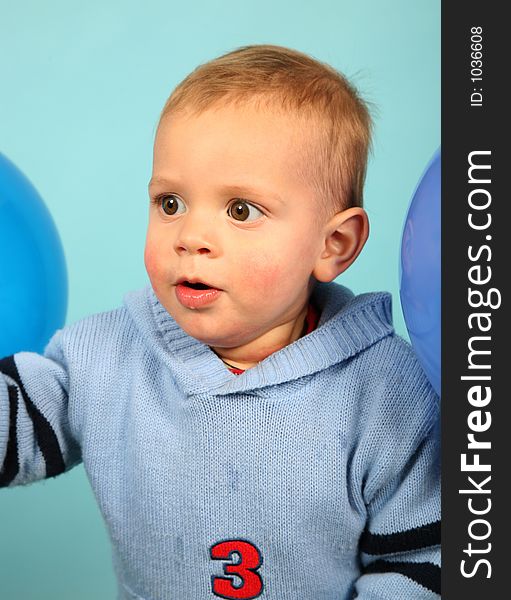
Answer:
[0,153,67,356]
[400,149,441,396]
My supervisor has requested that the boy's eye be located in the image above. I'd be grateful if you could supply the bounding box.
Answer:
[159,194,186,216]
[228,200,264,222]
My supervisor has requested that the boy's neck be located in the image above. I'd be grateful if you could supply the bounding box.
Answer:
[210,304,309,371]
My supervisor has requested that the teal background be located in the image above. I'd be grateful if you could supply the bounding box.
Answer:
[0,0,439,597]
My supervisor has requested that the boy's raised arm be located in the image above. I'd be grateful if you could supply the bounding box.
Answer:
[0,331,81,487]
[353,399,441,598]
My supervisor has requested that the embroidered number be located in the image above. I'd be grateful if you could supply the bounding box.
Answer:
[210,539,263,599]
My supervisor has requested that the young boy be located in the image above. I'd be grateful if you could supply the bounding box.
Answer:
[0,45,440,599]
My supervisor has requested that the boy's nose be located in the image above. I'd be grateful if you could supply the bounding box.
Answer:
[175,242,211,256]
[173,214,217,256]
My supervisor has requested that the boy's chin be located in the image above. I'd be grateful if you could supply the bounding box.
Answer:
[174,315,248,348]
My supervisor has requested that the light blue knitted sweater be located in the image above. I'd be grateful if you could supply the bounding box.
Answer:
[0,281,440,599]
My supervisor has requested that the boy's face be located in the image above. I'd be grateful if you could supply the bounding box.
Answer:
[145,101,328,348]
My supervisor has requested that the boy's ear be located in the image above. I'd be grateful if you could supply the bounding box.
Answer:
[312,207,369,283]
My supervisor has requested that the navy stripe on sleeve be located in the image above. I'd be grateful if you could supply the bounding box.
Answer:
[363,559,440,594]
[360,520,441,555]
[0,355,65,478]
[0,385,20,487]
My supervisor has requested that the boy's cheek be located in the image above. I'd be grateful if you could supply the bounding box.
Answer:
[253,265,283,295]
[144,244,162,281]
[235,253,286,296]
[236,247,314,306]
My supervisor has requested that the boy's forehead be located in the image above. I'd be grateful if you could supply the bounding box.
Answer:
[152,104,315,184]
[155,101,317,150]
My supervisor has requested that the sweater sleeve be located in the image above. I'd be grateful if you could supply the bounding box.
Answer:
[352,350,441,599]
[0,330,81,487]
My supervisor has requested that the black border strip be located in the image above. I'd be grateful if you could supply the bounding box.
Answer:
[443,2,506,597]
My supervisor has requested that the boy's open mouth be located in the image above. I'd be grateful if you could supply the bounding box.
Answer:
[177,278,220,291]
[182,281,210,290]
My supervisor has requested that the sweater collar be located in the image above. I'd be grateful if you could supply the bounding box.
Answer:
[123,282,394,396]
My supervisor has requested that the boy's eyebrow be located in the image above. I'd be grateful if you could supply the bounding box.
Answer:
[219,184,284,203]
[148,176,174,189]
[148,177,283,203]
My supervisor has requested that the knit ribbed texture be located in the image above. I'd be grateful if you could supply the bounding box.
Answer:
[0,281,440,599]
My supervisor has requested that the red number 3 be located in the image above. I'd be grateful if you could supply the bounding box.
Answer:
[210,539,264,599]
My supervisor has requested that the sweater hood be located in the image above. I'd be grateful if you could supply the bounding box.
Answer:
[123,282,394,396]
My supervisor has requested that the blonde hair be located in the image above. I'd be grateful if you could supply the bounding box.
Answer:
[158,44,373,214]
